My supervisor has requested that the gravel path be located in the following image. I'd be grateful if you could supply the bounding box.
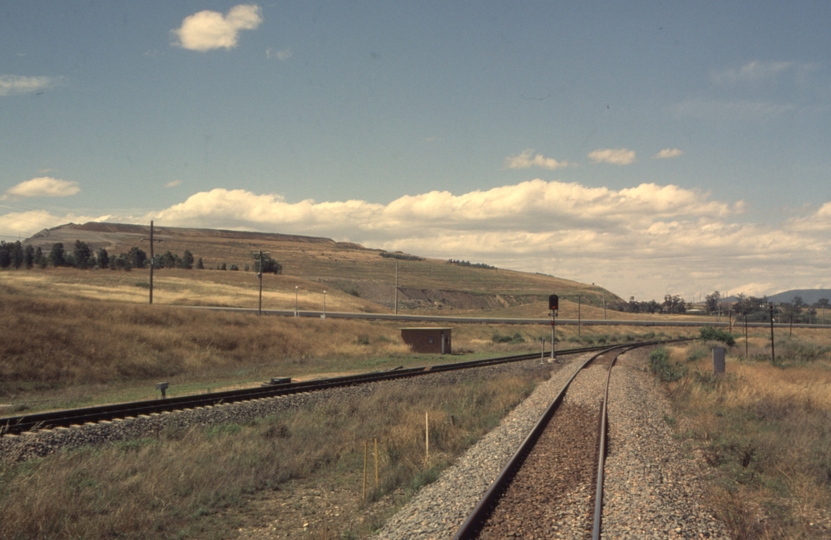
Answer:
[377,349,731,539]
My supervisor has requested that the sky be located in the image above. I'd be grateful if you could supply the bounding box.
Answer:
[1,1,830,301]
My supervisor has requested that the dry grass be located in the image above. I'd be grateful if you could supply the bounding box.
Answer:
[0,282,692,414]
[0,367,548,539]
[0,289,420,412]
[664,332,831,539]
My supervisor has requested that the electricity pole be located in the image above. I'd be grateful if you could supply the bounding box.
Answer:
[251,251,270,316]
[149,221,154,304]
[769,303,776,364]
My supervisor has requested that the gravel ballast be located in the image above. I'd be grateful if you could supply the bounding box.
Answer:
[377,349,730,539]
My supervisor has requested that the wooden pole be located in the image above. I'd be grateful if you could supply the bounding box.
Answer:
[258,250,263,316]
[149,221,154,305]
[769,303,776,364]
[374,438,379,488]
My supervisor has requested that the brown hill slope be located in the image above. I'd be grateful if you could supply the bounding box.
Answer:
[24,222,622,313]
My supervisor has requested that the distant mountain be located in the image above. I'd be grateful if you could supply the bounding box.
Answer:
[767,289,831,305]
[723,290,831,304]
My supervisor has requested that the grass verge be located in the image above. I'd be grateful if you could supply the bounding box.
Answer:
[660,333,831,539]
[0,365,550,539]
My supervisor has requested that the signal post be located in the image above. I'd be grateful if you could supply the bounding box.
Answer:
[549,294,559,360]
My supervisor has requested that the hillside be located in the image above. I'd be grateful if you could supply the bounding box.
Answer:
[767,289,831,305]
[22,222,623,314]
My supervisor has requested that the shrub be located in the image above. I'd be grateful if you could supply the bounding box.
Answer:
[700,326,736,346]
[491,332,525,344]
[648,347,687,382]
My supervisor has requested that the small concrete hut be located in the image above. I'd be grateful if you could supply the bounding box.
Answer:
[400,327,452,354]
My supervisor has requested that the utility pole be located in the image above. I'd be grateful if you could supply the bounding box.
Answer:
[603,292,606,320]
[252,251,270,316]
[149,221,154,305]
[769,303,776,364]
[578,295,582,336]
[394,261,399,315]
[258,251,263,316]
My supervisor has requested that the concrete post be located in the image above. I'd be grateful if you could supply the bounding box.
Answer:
[713,347,726,375]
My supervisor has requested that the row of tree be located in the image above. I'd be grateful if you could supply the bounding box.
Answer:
[719,292,830,324]
[613,294,688,314]
[0,240,282,274]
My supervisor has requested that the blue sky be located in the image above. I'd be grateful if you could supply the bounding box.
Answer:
[2,1,830,301]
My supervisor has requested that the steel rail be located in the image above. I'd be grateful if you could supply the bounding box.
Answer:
[591,345,628,539]
[453,343,647,540]
[452,346,619,539]
[1,343,631,436]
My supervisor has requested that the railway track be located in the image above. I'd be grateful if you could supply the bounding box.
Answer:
[1,343,637,437]
[454,345,633,539]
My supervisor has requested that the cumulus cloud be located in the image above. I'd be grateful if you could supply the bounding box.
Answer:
[165,180,182,188]
[172,4,263,52]
[712,61,794,85]
[0,210,109,238]
[587,148,636,165]
[8,179,829,300]
[652,148,683,159]
[505,150,575,170]
[2,177,80,200]
[134,180,831,299]
[266,48,292,60]
[0,75,59,96]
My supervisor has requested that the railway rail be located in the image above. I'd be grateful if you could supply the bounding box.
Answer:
[453,345,636,539]
[1,343,644,437]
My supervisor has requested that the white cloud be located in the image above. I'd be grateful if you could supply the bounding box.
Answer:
[165,180,182,188]
[0,210,109,238]
[172,4,263,52]
[712,61,793,86]
[505,150,575,170]
[652,148,683,159]
[0,75,59,96]
[587,148,636,165]
[137,181,831,300]
[266,48,292,60]
[8,180,831,301]
[2,177,80,200]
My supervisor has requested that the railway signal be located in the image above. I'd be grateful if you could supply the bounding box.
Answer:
[549,294,559,360]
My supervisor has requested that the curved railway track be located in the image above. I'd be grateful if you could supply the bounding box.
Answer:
[1,343,646,437]
[454,345,634,539]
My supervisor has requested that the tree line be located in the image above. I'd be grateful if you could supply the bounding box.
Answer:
[0,240,282,274]
[611,294,688,314]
